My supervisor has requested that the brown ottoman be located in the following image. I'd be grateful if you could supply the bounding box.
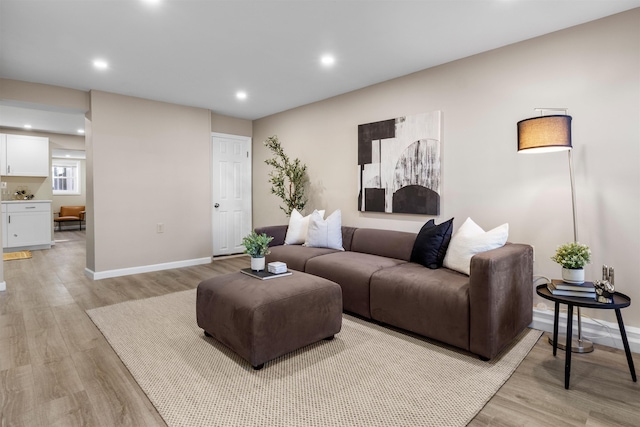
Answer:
[196,271,342,370]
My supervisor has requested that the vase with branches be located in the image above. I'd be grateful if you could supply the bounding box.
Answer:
[264,135,308,216]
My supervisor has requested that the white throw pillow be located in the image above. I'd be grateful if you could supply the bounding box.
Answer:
[443,217,509,276]
[284,209,325,245]
[304,209,344,250]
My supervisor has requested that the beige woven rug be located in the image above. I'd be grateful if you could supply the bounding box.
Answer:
[87,289,541,427]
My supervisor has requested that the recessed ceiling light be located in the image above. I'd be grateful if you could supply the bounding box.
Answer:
[93,59,109,70]
[321,55,335,67]
[77,129,85,134]
[236,91,247,100]
[23,124,32,129]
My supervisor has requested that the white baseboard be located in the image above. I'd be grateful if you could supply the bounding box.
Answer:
[3,243,52,252]
[532,308,640,354]
[0,281,5,292]
[85,257,212,280]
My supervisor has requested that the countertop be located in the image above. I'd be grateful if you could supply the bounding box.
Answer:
[1,200,52,203]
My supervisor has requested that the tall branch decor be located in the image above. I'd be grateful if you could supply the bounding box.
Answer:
[264,135,308,216]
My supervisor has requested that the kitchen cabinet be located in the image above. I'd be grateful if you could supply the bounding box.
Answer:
[1,201,52,250]
[0,134,50,177]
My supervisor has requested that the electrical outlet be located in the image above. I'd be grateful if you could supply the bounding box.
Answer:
[156,223,164,233]
[0,182,6,189]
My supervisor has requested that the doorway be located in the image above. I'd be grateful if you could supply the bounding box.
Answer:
[211,133,252,257]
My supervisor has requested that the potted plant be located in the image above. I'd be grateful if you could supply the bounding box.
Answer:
[551,242,591,284]
[264,135,308,216]
[242,230,274,271]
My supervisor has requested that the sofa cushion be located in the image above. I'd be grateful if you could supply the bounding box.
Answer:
[255,225,288,247]
[341,226,358,252]
[370,262,470,351]
[305,251,407,318]
[410,218,454,269]
[443,217,509,275]
[265,245,339,272]
[305,209,343,250]
[351,228,417,261]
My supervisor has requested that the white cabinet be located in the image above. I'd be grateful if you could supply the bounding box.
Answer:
[1,201,52,250]
[0,134,50,177]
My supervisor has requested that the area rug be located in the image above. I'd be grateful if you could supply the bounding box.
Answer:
[87,289,541,427]
[3,250,32,261]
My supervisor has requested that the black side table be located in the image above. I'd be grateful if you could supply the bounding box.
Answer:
[536,284,637,389]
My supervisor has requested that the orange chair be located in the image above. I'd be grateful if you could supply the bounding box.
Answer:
[54,206,85,231]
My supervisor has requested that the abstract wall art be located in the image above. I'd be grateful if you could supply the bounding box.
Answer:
[358,111,441,215]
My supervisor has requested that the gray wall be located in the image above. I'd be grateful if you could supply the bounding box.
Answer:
[86,90,213,272]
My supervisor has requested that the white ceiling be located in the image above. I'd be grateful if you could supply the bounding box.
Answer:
[1,0,639,135]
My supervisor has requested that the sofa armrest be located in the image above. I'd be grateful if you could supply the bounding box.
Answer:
[468,243,533,359]
[254,225,288,247]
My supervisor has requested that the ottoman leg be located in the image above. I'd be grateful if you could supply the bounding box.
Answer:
[253,363,264,370]
[204,330,212,337]
[324,335,334,341]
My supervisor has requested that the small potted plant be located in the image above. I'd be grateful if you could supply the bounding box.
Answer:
[551,242,591,284]
[242,230,274,271]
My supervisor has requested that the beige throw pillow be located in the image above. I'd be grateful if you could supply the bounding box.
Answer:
[443,217,508,276]
[304,209,344,250]
[284,209,325,245]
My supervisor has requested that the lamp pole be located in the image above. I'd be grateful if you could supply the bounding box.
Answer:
[566,149,594,353]
[568,150,578,243]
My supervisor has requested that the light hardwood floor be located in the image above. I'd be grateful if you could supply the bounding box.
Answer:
[1,231,638,426]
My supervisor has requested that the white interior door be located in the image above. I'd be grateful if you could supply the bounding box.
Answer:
[212,133,252,256]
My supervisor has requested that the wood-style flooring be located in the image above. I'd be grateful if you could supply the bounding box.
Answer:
[0,231,638,426]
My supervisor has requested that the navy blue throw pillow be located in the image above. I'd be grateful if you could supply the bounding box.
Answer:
[410,218,454,269]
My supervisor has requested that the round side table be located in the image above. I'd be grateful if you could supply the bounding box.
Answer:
[536,284,636,389]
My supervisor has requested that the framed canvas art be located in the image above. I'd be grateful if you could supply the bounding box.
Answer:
[358,111,441,215]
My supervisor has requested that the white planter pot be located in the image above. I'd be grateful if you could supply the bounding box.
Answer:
[251,256,265,272]
[562,267,585,284]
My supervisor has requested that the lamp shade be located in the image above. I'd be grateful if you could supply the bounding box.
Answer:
[517,115,572,153]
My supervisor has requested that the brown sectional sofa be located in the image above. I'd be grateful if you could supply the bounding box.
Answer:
[256,224,533,360]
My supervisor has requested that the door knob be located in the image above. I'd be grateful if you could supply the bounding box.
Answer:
[214,203,220,208]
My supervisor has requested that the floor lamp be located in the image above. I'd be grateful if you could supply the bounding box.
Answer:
[517,110,593,354]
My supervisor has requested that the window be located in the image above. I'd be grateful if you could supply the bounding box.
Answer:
[52,159,81,195]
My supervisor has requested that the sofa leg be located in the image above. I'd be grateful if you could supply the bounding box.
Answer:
[324,335,334,341]
[203,330,212,337]
[479,355,490,361]
[253,363,264,370]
